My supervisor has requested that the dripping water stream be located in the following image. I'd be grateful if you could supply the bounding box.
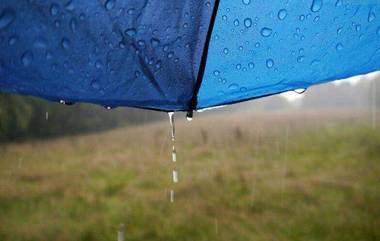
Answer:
[168,112,177,202]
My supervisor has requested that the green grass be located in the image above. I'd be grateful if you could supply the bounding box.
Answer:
[0,111,379,241]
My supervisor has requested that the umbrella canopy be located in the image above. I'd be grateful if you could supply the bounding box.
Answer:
[0,0,379,112]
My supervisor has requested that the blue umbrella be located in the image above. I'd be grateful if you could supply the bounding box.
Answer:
[0,0,379,115]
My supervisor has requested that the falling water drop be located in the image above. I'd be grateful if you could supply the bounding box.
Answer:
[168,112,178,202]
[45,112,49,120]
[170,190,175,203]
[172,170,179,183]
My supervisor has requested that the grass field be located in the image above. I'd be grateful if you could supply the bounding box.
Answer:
[0,110,379,241]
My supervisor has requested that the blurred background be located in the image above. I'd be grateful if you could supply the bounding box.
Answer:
[0,72,379,241]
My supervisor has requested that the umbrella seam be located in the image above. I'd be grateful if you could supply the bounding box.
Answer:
[188,0,220,113]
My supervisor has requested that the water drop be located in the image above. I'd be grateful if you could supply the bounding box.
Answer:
[335,0,342,7]
[167,52,174,59]
[278,9,288,20]
[242,0,251,5]
[233,19,240,26]
[244,18,252,28]
[213,70,220,76]
[228,83,239,90]
[91,79,100,90]
[70,18,77,33]
[8,35,18,46]
[294,88,306,94]
[105,0,115,10]
[65,0,75,11]
[336,43,343,51]
[21,51,33,67]
[368,8,375,23]
[150,38,160,47]
[172,170,179,183]
[311,0,323,13]
[95,60,102,69]
[266,58,274,68]
[377,27,380,37]
[297,56,305,63]
[61,38,71,50]
[260,27,273,37]
[127,8,135,15]
[124,28,136,37]
[168,112,175,141]
[248,62,255,69]
[0,9,15,30]
[45,112,49,120]
[223,48,229,54]
[170,190,175,203]
[50,4,60,16]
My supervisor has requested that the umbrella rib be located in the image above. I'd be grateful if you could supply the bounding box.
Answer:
[187,0,220,115]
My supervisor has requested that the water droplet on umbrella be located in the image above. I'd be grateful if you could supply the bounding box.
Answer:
[223,48,229,54]
[95,60,102,69]
[261,27,273,37]
[61,38,71,50]
[50,4,60,16]
[266,58,274,68]
[21,51,33,66]
[229,83,239,90]
[70,18,77,33]
[8,35,18,46]
[242,0,251,5]
[297,56,305,63]
[213,70,220,76]
[244,18,252,28]
[311,0,323,13]
[150,38,160,47]
[368,9,375,23]
[336,43,343,51]
[65,0,75,11]
[91,79,100,89]
[0,9,15,30]
[335,0,342,7]
[248,62,255,69]
[127,8,135,15]
[124,28,136,37]
[105,0,115,10]
[233,19,240,26]
[278,9,287,20]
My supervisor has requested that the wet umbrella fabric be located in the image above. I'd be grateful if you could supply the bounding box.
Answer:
[0,1,379,111]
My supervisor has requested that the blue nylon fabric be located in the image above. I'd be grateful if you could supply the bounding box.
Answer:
[197,0,380,109]
[0,0,214,111]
